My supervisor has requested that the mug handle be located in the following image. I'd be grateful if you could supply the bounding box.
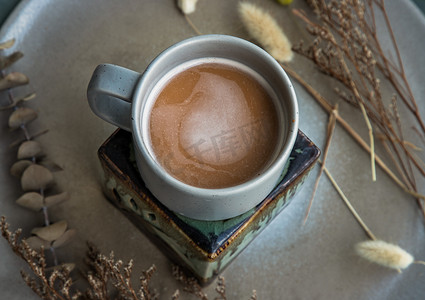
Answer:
[87,64,142,131]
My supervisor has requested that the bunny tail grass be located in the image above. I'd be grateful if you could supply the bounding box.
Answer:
[239,2,293,62]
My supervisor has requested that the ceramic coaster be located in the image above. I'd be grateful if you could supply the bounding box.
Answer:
[98,129,320,283]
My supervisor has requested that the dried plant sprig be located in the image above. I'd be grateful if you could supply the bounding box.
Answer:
[369,1,424,134]
[3,220,242,300]
[1,217,81,300]
[355,240,413,270]
[292,7,377,182]
[215,276,226,300]
[177,0,202,35]
[1,38,78,294]
[322,163,425,272]
[10,129,49,148]
[172,265,256,300]
[281,64,425,215]
[184,14,202,35]
[318,166,420,273]
[239,2,293,62]
[2,218,171,299]
[0,92,35,110]
[83,242,161,300]
[292,0,425,217]
[304,104,338,223]
[172,265,208,300]
[355,240,425,271]
[321,162,377,241]
[177,0,199,15]
[359,100,376,181]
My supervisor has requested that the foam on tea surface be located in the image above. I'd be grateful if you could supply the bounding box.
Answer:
[148,59,280,189]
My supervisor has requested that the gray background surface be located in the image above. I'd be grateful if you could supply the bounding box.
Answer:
[1,0,425,299]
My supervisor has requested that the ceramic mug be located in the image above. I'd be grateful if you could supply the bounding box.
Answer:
[87,34,298,221]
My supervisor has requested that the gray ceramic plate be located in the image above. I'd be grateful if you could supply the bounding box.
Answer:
[1,0,425,299]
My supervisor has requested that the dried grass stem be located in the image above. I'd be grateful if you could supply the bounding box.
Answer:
[320,162,377,241]
[291,0,425,219]
[281,65,425,217]
[304,105,338,223]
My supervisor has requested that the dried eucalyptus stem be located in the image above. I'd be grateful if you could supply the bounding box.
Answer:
[1,38,75,270]
[1,38,79,299]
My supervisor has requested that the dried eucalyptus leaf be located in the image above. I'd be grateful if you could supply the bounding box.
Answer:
[31,220,67,242]
[40,160,63,172]
[0,93,36,110]
[21,164,54,191]
[8,107,38,128]
[16,192,44,211]
[45,191,69,207]
[0,38,15,50]
[17,140,43,160]
[25,236,50,250]
[0,51,23,69]
[10,160,32,177]
[52,229,76,248]
[0,72,29,91]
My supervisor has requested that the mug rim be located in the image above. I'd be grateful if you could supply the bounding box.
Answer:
[132,34,299,196]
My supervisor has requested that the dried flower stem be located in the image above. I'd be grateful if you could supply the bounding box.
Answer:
[292,8,377,181]
[281,64,425,216]
[172,265,208,300]
[15,113,60,267]
[321,163,377,241]
[358,101,376,181]
[9,129,49,148]
[0,92,36,110]
[291,0,425,220]
[184,15,202,35]
[1,217,76,299]
[321,164,409,272]
[370,0,425,134]
[304,104,338,223]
